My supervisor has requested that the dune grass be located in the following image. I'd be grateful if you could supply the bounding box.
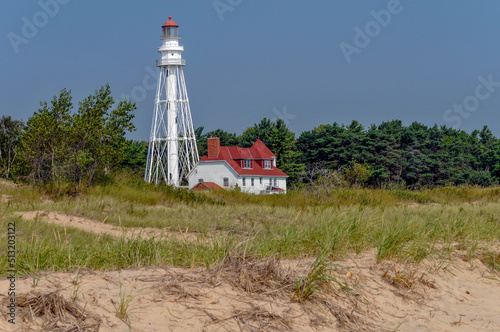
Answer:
[1,176,499,277]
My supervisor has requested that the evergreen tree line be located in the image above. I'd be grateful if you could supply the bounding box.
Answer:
[2,87,500,189]
[196,118,500,188]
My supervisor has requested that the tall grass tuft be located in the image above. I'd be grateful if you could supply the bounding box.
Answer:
[292,252,344,303]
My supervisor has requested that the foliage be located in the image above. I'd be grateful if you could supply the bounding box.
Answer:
[300,165,346,197]
[268,119,305,183]
[8,88,500,190]
[343,161,371,188]
[0,115,24,179]
[120,140,148,173]
[297,121,500,189]
[16,85,136,190]
[17,89,73,186]
[457,170,497,187]
[238,118,276,147]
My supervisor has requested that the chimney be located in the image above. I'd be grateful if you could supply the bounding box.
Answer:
[207,137,220,158]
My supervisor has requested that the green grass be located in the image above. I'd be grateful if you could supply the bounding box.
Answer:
[1,176,499,277]
[115,271,149,328]
[292,252,344,303]
[481,252,500,271]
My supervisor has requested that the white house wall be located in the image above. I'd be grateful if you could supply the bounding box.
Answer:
[188,162,239,189]
[238,176,287,194]
[188,162,287,194]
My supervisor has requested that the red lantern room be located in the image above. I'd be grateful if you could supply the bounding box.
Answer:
[162,16,179,39]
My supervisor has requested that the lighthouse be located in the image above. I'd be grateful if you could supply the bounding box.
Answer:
[145,16,199,186]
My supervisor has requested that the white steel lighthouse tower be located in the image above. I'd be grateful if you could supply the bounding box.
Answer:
[145,16,199,186]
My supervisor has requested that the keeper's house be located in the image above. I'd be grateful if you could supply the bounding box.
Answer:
[188,137,288,194]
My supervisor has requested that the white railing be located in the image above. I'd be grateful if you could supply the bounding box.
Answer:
[156,59,186,66]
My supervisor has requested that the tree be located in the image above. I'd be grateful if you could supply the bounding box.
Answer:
[297,119,500,189]
[194,126,205,157]
[238,118,276,147]
[268,119,304,184]
[18,89,73,186]
[300,165,346,198]
[456,170,497,187]
[17,85,136,190]
[69,85,136,188]
[366,120,404,187]
[343,161,371,188]
[0,116,24,179]
[120,140,148,173]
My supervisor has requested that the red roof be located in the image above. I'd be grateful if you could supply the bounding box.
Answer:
[162,16,179,28]
[199,139,288,177]
[191,182,223,191]
[250,139,276,159]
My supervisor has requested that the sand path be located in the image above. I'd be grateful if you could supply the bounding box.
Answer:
[16,210,197,241]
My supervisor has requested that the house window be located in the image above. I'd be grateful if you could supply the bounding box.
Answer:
[223,177,229,187]
[274,178,277,186]
[243,159,252,169]
[259,177,262,184]
[264,160,271,169]
[242,177,246,186]
[251,178,254,186]
[269,178,272,185]
[198,178,204,183]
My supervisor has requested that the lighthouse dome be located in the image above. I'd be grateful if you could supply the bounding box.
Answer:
[162,16,179,28]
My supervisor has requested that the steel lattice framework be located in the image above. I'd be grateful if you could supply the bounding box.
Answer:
[145,17,198,186]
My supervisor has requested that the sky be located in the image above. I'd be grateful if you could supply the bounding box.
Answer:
[2,0,500,141]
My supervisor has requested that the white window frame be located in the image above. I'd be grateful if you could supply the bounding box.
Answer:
[242,177,246,186]
[264,160,271,169]
[243,159,252,169]
[223,177,229,187]
[251,178,254,186]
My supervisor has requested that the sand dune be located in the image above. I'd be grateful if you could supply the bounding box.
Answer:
[2,210,499,331]
[1,251,499,331]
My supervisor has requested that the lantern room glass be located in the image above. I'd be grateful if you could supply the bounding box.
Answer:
[162,26,178,39]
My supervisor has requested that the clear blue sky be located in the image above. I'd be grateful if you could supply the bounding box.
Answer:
[2,0,500,140]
